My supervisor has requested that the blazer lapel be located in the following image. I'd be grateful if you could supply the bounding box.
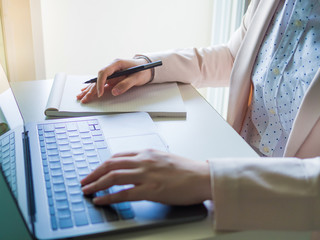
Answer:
[284,69,320,157]
[227,0,280,132]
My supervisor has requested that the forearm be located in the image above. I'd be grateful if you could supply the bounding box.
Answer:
[138,46,234,88]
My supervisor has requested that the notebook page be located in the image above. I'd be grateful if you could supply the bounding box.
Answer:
[59,75,186,117]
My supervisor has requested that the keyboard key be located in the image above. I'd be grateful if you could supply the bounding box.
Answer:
[119,209,135,220]
[66,122,77,131]
[44,131,55,138]
[59,144,71,151]
[78,167,90,175]
[74,211,89,226]
[85,149,97,157]
[74,154,85,161]
[69,136,81,143]
[49,161,61,169]
[52,175,64,184]
[45,137,56,143]
[89,163,100,170]
[1,136,9,146]
[55,123,65,129]
[88,120,98,125]
[70,142,82,149]
[53,183,66,192]
[61,156,73,164]
[83,143,95,151]
[51,216,58,230]
[72,148,84,155]
[56,133,68,139]
[48,155,60,162]
[60,151,72,158]
[78,122,90,133]
[65,177,78,187]
[57,139,69,145]
[82,138,93,145]
[68,185,81,195]
[68,131,79,137]
[87,155,100,164]
[46,142,58,150]
[44,124,55,132]
[47,149,59,156]
[55,191,67,200]
[56,199,69,210]
[51,168,63,176]
[65,170,77,179]
[91,130,102,136]
[49,206,55,215]
[75,161,88,168]
[72,201,85,211]
[114,202,131,211]
[63,163,75,171]
[102,206,119,222]
[80,132,91,139]
[93,135,104,142]
[59,217,73,229]
[88,207,104,224]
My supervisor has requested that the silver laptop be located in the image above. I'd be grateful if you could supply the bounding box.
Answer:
[0,74,207,239]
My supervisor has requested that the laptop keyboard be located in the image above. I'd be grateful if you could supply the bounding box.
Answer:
[0,132,18,198]
[38,119,134,230]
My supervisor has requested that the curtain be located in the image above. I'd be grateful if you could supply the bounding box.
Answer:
[205,0,249,119]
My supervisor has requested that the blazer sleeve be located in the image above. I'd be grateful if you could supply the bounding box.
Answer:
[209,157,320,231]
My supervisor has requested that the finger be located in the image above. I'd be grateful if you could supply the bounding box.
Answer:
[111,75,141,96]
[80,84,98,103]
[92,185,146,205]
[97,60,126,98]
[82,169,142,195]
[76,84,92,100]
[81,158,139,186]
[104,76,126,87]
[111,151,140,158]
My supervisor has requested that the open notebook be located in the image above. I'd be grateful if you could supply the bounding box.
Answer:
[45,73,187,118]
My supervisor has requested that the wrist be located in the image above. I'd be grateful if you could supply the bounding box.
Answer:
[133,55,155,83]
[195,161,212,202]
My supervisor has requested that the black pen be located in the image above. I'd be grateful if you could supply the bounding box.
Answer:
[84,60,162,84]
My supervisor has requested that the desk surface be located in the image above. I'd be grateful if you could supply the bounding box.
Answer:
[10,80,310,240]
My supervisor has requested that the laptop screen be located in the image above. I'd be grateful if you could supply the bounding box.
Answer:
[0,65,24,134]
[0,64,33,234]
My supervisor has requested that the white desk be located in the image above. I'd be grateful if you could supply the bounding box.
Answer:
[10,80,311,240]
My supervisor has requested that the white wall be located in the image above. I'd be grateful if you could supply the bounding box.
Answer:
[40,0,213,78]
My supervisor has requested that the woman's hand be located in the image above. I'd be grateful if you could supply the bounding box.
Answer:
[77,58,152,103]
[81,149,212,206]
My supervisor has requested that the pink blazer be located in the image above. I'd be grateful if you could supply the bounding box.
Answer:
[143,0,320,231]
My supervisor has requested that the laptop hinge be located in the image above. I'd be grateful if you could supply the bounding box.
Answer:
[23,130,36,234]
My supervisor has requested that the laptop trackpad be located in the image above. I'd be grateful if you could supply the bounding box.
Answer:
[107,133,168,155]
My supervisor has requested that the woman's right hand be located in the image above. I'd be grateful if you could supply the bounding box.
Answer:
[77,58,152,103]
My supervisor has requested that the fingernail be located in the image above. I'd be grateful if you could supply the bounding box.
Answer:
[81,186,88,193]
[93,197,100,204]
[112,88,119,96]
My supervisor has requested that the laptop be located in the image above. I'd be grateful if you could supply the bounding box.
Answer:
[0,71,207,239]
